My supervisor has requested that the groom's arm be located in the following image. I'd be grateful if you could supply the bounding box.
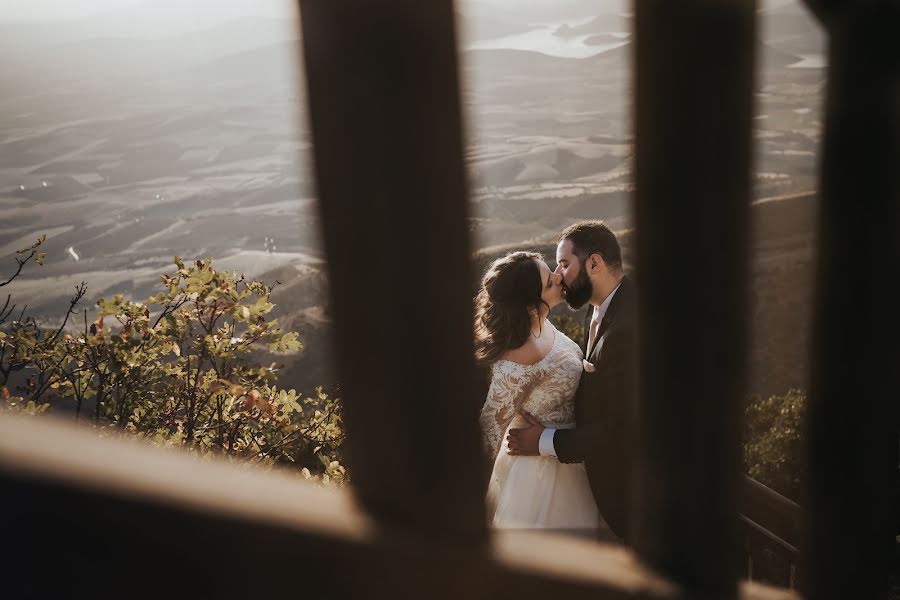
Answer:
[553,422,607,463]
[538,428,558,457]
[539,408,610,462]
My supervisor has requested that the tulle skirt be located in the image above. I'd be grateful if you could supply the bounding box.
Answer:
[486,424,604,532]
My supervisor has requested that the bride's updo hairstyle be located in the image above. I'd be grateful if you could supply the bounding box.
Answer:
[474,251,549,365]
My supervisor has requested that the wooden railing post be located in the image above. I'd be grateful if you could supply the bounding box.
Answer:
[296,0,487,547]
[633,0,756,596]
[801,2,900,598]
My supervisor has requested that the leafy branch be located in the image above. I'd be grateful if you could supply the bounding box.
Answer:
[1,245,345,483]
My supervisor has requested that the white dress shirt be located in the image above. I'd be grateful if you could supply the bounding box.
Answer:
[539,281,622,458]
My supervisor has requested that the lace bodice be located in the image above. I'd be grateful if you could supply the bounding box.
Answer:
[479,323,584,459]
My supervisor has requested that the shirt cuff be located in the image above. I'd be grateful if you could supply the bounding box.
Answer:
[539,428,557,457]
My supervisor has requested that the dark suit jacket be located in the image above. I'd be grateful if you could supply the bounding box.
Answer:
[553,275,638,543]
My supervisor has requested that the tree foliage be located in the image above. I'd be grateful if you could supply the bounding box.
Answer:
[549,309,585,346]
[1,240,345,484]
[743,388,806,501]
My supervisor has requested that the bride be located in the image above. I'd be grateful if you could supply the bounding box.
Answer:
[475,251,602,532]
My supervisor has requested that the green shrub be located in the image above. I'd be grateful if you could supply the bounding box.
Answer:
[549,309,585,345]
[743,388,806,501]
[1,238,345,484]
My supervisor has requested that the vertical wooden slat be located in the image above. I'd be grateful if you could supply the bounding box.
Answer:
[802,2,900,598]
[633,0,756,596]
[296,0,487,546]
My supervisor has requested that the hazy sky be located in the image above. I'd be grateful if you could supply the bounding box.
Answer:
[0,0,294,22]
[0,0,796,23]
[1,0,131,20]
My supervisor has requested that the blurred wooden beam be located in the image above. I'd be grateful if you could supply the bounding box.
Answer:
[0,413,748,599]
[0,412,373,598]
[296,0,487,544]
[803,2,900,598]
[633,0,757,596]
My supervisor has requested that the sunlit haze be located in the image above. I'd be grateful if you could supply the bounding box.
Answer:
[0,0,824,398]
[0,0,293,22]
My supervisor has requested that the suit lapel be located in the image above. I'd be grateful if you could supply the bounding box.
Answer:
[587,276,631,361]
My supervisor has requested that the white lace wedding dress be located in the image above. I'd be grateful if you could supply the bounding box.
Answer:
[480,322,601,531]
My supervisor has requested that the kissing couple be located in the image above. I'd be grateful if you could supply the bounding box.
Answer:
[476,220,637,544]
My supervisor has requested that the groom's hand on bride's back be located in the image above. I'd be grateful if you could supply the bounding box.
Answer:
[507,412,544,456]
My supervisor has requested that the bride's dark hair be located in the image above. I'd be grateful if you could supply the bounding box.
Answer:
[474,251,549,365]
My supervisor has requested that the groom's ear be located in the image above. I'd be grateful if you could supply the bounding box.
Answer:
[588,253,604,273]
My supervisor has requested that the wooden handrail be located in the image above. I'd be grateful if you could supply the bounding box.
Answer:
[739,474,803,555]
[740,515,799,556]
[739,474,803,587]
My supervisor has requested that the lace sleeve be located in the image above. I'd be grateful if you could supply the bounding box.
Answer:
[479,363,538,459]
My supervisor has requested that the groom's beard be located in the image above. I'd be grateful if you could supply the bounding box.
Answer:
[564,268,593,309]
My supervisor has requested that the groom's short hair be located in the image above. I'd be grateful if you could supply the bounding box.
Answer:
[559,220,622,271]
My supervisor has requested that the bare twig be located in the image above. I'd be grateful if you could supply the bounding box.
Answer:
[0,253,34,288]
[45,282,87,347]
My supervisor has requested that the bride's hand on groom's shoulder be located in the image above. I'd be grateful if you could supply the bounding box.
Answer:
[507,411,544,456]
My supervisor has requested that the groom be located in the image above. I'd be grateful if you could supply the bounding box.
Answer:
[507,220,637,543]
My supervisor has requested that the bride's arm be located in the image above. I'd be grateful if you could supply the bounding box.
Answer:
[478,364,534,460]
